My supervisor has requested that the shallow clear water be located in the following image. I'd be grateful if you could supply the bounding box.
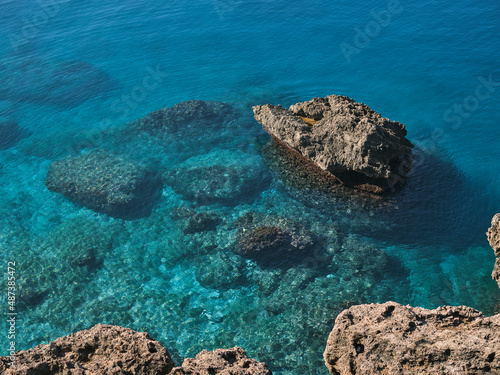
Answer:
[1,0,499,374]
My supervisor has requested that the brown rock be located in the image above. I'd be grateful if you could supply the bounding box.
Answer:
[0,324,174,374]
[253,95,413,194]
[323,302,500,375]
[171,347,271,375]
[488,214,500,288]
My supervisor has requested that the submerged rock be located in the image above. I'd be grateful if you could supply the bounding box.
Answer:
[195,251,244,290]
[237,226,318,268]
[165,150,271,206]
[45,150,162,219]
[171,347,271,375]
[183,212,221,234]
[253,95,413,194]
[0,58,112,107]
[130,100,234,134]
[0,324,174,375]
[323,302,500,375]
[488,214,500,288]
[0,120,24,149]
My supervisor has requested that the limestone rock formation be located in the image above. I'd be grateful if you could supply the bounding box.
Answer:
[0,324,174,375]
[45,150,162,219]
[253,95,413,194]
[323,302,500,375]
[0,326,272,375]
[488,213,500,287]
[171,347,272,375]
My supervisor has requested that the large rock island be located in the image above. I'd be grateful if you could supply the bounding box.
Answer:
[253,95,413,194]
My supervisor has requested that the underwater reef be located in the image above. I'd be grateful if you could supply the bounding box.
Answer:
[4,97,498,375]
[3,214,499,374]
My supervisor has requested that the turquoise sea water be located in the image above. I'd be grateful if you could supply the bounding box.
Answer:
[1,0,499,373]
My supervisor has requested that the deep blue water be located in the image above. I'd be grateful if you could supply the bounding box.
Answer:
[1,0,499,373]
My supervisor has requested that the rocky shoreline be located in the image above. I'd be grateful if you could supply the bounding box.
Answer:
[2,215,499,374]
[488,214,500,288]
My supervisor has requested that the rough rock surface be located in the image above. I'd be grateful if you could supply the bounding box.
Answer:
[164,151,271,206]
[0,324,174,375]
[253,95,413,194]
[323,302,500,375]
[171,347,272,375]
[237,226,318,268]
[0,326,271,375]
[45,150,162,219]
[130,100,234,134]
[488,214,500,287]
[183,212,221,234]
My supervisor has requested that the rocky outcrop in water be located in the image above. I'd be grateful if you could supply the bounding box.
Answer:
[0,324,175,375]
[0,325,271,375]
[45,150,162,219]
[488,214,500,288]
[171,347,272,375]
[323,302,500,375]
[253,95,413,194]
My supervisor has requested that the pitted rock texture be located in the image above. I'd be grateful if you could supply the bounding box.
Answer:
[0,324,174,375]
[323,302,500,375]
[253,95,413,194]
[171,347,272,375]
[45,150,162,219]
[237,226,319,268]
[130,100,234,134]
[488,214,500,287]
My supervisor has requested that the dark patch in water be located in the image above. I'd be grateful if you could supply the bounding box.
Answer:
[0,57,113,107]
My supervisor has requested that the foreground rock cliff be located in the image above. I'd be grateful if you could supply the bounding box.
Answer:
[323,302,500,375]
[488,213,500,288]
[253,95,413,194]
[0,324,271,375]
